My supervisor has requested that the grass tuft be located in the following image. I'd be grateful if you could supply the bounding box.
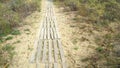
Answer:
[5,36,13,41]
[11,30,21,35]
[74,46,79,50]
[0,44,15,67]
[96,47,104,53]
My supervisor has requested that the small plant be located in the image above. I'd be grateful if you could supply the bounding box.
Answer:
[2,44,15,59]
[0,33,7,37]
[0,39,4,43]
[24,29,30,31]
[96,47,104,52]
[0,44,15,67]
[2,44,14,51]
[74,46,79,50]
[5,36,13,41]
[11,30,21,35]
[64,0,80,11]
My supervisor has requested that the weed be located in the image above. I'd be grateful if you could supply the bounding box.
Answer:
[0,33,6,37]
[0,44,15,67]
[11,30,21,35]
[0,39,4,43]
[64,0,80,11]
[96,47,104,53]
[2,44,14,51]
[74,46,79,50]
[5,36,13,41]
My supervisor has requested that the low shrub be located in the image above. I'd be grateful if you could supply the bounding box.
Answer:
[0,3,20,35]
[0,0,41,67]
[64,0,80,11]
[11,30,21,35]
[0,44,15,67]
[0,0,41,37]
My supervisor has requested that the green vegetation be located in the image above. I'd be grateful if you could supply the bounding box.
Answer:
[0,39,4,43]
[5,36,13,41]
[0,0,41,67]
[96,46,104,53]
[0,0,41,37]
[0,44,15,68]
[54,0,120,22]
[11,30,21,35]
[54,0,120,67]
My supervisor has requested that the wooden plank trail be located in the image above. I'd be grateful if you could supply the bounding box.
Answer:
[30,0,67,68]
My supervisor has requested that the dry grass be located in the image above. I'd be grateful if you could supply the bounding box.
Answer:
[54,0,120,67]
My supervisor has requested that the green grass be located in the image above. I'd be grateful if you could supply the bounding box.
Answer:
[11,30,21,35]
[96,47,104,53]
[5,36,13,40]
[2,44,15,59]
[2,44,15,52]
[0,0,41,39]
[0,0,41,67]
[0,39,4,43]
[0,44,15,67]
